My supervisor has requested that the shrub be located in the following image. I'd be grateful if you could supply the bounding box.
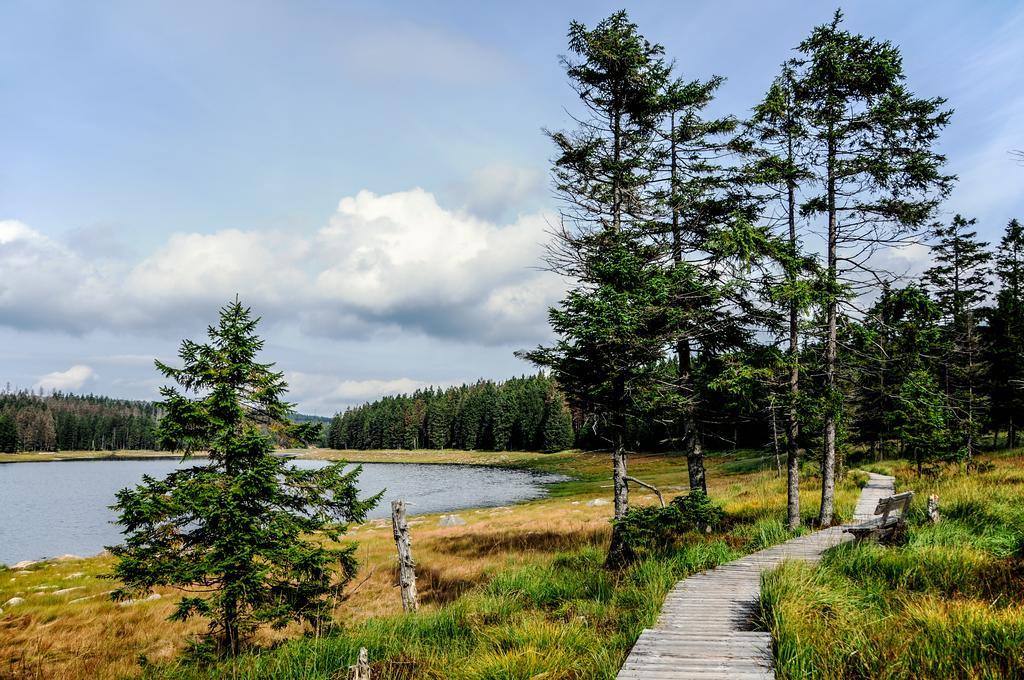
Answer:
[611,491,725,560]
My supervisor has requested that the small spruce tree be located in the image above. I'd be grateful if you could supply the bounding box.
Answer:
[109,299,380,656]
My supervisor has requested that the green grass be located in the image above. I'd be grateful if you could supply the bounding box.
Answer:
[761,454,1024,679]
[1,448,863,679]
[139,543,737,679]
[138,448,865,680]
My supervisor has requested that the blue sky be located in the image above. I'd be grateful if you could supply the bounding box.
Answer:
[1,1,1021,414]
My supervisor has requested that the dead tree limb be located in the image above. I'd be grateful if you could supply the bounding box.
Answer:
[624,476,665,508]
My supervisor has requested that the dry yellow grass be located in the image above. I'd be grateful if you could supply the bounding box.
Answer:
[0,450,199,464]
[0,450,858,680]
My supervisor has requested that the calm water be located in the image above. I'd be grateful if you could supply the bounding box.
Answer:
[0,458,563,565]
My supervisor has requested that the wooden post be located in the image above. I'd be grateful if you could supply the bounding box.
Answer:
[391,500,419,612]
[770,397,782,478]
[350,647,370,680]
[927,494,940,524]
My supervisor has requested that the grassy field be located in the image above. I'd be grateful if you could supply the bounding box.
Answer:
[761,452,1024,679]
[0,448,535,466]
[0,450,198,464]
[1,449,861,680]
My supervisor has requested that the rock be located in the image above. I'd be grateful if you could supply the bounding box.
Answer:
[118,593,161,607]
[64,572,85,580]
[30,585,58,591]
[927,494,941,524]
[11,561,37,570]
[586,498,610,507]
[3,597,25,607]
[55,555,83,562]
[54,587,84,595]
[70,589,113,604]
[15,571,31,575]
[438,514,466,527]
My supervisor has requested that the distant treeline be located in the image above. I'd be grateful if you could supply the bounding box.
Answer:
[324,374,576,452]
[0,390,162,452]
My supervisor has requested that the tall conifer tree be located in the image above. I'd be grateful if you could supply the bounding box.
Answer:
[987,218,1024,447]
[525,11,674,566]
[655,72,766,494]
[925,215,992,462]
[789,11,953,524]
[748,63,816,529]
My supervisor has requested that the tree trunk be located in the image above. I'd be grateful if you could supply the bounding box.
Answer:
[612,434,629,519]
[785,129,801,530]
[684,422,706,494]
[611,104,622,232]
[819,136,838,527]
[771,400,782,478]
[390,500,419,612]
[668,115,706,494]
[351,648,371,680]
[606,424,630,568]
[223,594,241,657]
[677,337,706,494]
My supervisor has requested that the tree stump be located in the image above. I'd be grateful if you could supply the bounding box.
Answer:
[350,647,370,680]
[927,494,940,524]
[391,500,419,612]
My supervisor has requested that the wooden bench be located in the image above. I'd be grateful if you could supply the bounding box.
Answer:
[844,491,914,541]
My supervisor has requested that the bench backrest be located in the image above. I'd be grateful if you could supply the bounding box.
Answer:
[874,491,914,526]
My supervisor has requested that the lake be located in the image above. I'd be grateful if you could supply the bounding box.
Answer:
[0,458,564,565]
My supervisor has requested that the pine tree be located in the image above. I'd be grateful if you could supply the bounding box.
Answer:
[790,11,954,524]
[0,413,16,453]
[924,215,992,463]
[987,218,1024,448]
[887,369,950,476]
[655,67,766,494]
[850,285,943,459]
[109,300,380,656]
[526,10,674,566]
[748,62,819,529]
[541,384,575,453]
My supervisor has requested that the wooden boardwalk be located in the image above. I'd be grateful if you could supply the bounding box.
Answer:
[617,472,895,679]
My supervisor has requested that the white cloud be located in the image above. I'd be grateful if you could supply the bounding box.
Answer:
[0,220,116,333]
[285,372,444,414]
[872,242,933,279]
[36,364,96,391]
[120,229,311,327]
[447,164,547,221]
[312,188,556,341]
[0,190,562,345]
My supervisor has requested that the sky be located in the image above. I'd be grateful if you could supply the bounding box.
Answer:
[1,0,1022,415]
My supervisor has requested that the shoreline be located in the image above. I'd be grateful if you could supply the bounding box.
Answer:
[0,450,204,464]
[0,447,570,467]
[1,450,578,565]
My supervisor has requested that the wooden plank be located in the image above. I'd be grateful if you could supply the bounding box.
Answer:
[615,472,895,679]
